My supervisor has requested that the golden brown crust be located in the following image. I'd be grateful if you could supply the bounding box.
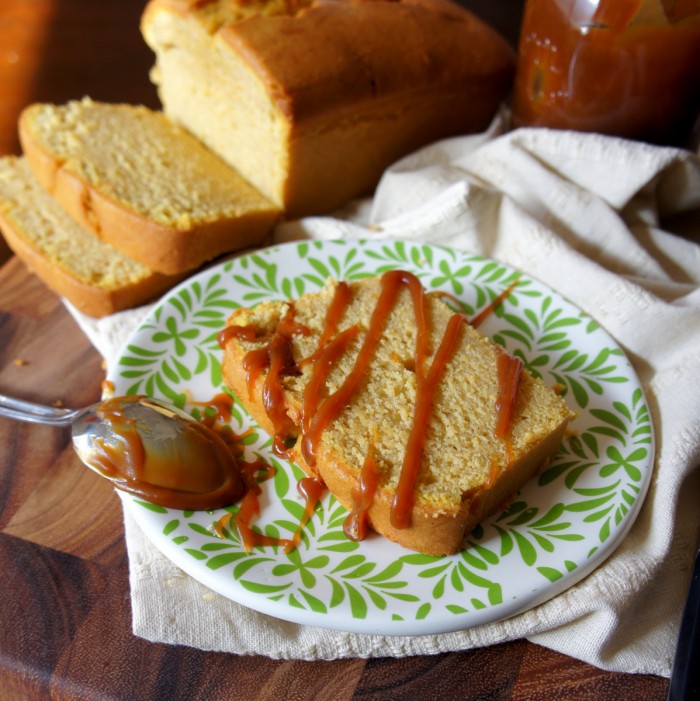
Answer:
[141,0,516,216]
[221,0,515,122]
[0,155,184,317]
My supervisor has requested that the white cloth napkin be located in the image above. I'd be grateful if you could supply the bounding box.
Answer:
[70,118,700,677]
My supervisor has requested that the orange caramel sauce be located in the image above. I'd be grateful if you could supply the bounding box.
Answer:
[303,270,432,470]
[300,325,359,465]
[495,348,524,464]
[86,395,245,510]
[285,476,326,552]
[189,391,234,424]
[217,270,521,543]
[512,0,700,145]
[214,467,324,554]
[390,312,469,529]
[231,460,294,553]
[343,436,380,542]
[217,323,257,347]
[470,281,519,329]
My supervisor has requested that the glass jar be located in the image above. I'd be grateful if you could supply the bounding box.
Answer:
[512,0,700,146]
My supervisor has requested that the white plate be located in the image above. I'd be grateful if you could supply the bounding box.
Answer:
[110,239,654,635]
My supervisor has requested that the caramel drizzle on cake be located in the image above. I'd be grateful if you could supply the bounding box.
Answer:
[302,271,432,472]
[343,432,380,542]
[218,305,311,456]
[390,310,471,529]
[495,348,524,464]
[218,270,522,541]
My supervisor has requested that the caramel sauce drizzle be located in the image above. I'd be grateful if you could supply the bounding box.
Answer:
[188,392,258,458]
[215,467,324,554]
[470,280,519,329]
[343,434,379,542]
[242,347,269,401]
[216,323,257,348]
[215,269,523,545]
[390,312,468,529]
[300,325,359,465]
[315,280,352,351]
[230,305,311,456]
[429,289,469,313]
[495,348,524,464]
[428,280,519,329]
[235,461,293,553]
[303,270,431,468]
[284,476,325,552]
[263,307,308,439]
[487,455,501,489]
[298,281,358,464]
[219,459,294,552]
[189,391,234,425]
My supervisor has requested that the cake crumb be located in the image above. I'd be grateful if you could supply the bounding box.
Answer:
[13,357,28,366]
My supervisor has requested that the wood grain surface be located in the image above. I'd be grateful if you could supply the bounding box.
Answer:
[0,1,671,699]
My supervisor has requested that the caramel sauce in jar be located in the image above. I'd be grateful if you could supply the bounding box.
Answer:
[513,0,700,145]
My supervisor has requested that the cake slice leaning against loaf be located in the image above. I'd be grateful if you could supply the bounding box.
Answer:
[219,272,574,555]
[19,98,280,275]
[0,156,183,318]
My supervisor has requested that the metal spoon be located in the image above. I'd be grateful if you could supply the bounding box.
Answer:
[0,392,245,509]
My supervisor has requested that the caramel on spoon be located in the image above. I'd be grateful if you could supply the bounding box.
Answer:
[0,393,244,509]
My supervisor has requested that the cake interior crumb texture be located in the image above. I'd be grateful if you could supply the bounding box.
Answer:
[22,98,275,229]
[0,157,155,288]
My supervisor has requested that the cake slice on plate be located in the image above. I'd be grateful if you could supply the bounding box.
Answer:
[218,272,574,555]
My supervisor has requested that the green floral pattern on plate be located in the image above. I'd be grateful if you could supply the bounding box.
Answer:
[111,239,654,635]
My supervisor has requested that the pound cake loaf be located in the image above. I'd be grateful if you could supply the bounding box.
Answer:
[141,0,516,217]
[0,157,182,317]
[219,272,573,555]
[19,98,280,275]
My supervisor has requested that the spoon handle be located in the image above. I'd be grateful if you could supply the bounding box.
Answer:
[0,393,81,426]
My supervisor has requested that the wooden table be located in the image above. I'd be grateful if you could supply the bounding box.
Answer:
[0,2,672,698]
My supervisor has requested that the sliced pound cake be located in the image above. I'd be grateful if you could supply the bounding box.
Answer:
[0,156,182,317]
[19,98,280,275]
[218,272,573,555]
[141,0,515,217]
